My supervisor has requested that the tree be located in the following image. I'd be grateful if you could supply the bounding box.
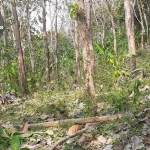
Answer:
[140,0,149,43]
[75,16,81,78]
[76,0,95,95]
[87,0,95,73]
[54,0,59,81]
[0,9,4,39]
[26,0,35,72]
[42,0,50,82]
[1,0,7,67]
[124,0,136,73]
[10,0,28,95]
[137,0,145,50]
[105,0,117,54]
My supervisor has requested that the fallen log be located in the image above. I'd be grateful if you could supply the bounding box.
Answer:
[22,115,121,130]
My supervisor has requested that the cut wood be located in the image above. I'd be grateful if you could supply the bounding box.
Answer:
[23,115,120,129]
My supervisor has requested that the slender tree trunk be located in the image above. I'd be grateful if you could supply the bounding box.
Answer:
[137,0,145,50]
[101,22,105,48]
[42,0,50,82]
[10,0,28,95]
[27,0,35,72]
[55,0,59,81]
[76,0,95,96]
[49,0,55,75]
[0,1,5,102]
[124,0,136,73]
[49,0,52,47]
[19,19,26,61]
[142,1,149,42]
[87,0,94,73]
[105,0,117,54]
[1,0,7,67]
[0,10,4,39]
[75,19,81,78]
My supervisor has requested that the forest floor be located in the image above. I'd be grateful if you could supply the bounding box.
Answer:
[0,87,150,150]
[0,50,150,150]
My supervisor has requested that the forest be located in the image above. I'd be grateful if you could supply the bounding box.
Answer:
[0,0,150,149]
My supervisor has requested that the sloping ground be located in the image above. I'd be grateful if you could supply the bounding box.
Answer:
[0,87,150,150]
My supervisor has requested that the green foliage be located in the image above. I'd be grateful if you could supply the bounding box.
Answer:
[134,80,141,94]
[95,43,105,54]
[2,62,19,93]
[20,148,30,150]
[95,43,130,78]
[58,48,76,86]
[0,126,10,149]
[64,142,83,150]
[133,79,141,102]
[108,92,130,112]
[69,4,79,19]
[11,135,21,150]
[27,72,37,92]
[0,125,34,150]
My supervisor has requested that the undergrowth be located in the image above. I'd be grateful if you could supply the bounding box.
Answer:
[0,50,150,149]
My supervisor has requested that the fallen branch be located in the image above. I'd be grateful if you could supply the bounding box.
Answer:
[23,115,120,130]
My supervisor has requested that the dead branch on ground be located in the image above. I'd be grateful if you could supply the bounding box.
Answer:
[23,115,120,130]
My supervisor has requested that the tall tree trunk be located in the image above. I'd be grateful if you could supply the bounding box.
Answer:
[137,0,145,50]
[0,1,5,102]
[10,0,28,95]
[87,0,94,73]
[142,1,149,42]
[42,0,50,82]
[55,0,59,81]
[1,0,7,67]
[49,0,55,75]
[105,0,117,54]
[76,0,95,96]
[124,0,136,73]
[0,11,4,39]
[27,0,35,72]
[75,19,81,78]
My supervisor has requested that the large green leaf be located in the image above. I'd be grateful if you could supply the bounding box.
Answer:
[11,135,21,150]
[95,43,105,54]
